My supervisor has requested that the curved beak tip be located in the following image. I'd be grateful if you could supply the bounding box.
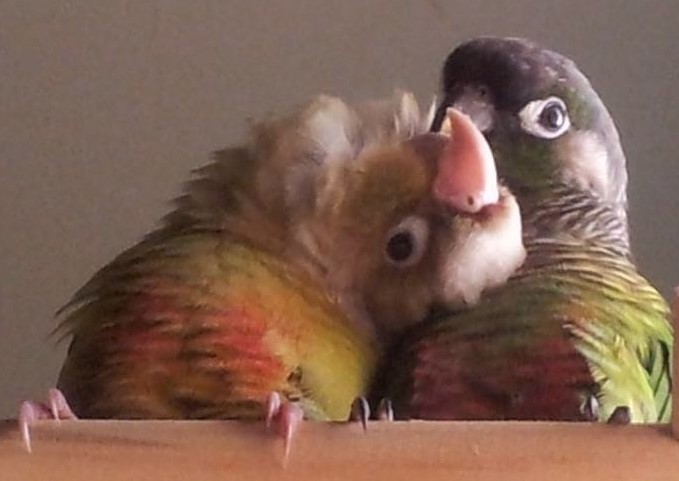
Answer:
[434,108,500,214]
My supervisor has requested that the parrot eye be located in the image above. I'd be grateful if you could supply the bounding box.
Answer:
[384,216,429,267]
[518,96,570,139]
[539,102,566,130]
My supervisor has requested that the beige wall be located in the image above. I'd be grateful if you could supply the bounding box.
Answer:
[1,1,678,418]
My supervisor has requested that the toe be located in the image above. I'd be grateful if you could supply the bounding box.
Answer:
[349,397,370,431]
[263,392,305,466]
[376,398,394,421]
[48,389,77,421]
[18,401,42,453]
[18,390,77,453]
[265,392,282,429]
[580,393,600,422]
[279,402,304,463]
[607,406,631,425]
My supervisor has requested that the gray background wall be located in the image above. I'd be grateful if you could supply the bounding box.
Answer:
[1,1,678,418]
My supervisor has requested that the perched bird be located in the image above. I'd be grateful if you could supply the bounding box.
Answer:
[19,92,525,453]
[382,37,672,423]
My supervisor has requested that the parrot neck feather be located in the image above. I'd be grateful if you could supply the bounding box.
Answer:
[517,183,631,258]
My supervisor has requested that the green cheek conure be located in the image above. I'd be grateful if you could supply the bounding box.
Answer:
[383,37,673,424]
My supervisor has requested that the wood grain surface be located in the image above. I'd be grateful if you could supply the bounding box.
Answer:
[1,419,678,481]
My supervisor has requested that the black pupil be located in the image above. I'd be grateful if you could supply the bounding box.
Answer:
[539,103,565,130]
[386,231,414,262]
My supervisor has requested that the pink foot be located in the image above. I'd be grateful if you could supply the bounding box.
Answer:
[18,388,77,453]
[265,392,304,466]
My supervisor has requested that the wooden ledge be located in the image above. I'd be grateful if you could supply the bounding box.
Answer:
[1,420,678,481]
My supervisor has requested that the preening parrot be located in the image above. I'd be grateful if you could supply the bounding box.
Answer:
[382,37,673,424]
[20,91,525,452]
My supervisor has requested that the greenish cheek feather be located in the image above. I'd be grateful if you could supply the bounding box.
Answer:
[490,85,590,192]
[492,135,556,190]
[560,88,592,130]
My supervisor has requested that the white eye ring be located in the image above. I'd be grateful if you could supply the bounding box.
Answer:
[518,96,570,139]
[384,216,430,267]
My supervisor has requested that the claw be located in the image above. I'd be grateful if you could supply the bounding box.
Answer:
[266,392,282,430]
[580,393,599,422]
[265,392,304,467]
[18,389,77,453]
[376,398,395,421]
[278,403,303,465]
[349,397,370,431]
[19,402,38,453]
[48,389,76,421]
[607,406,631,425]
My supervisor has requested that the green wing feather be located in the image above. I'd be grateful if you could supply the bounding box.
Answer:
[57,228,377,421]
[387,238,672,423]
[525,239,672,422]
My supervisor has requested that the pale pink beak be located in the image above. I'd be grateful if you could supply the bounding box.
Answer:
[433,108,500,213]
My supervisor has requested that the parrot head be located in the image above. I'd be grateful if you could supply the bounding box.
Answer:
[431,37,628,231]
[283,93,525,335]
[168,92,525,338]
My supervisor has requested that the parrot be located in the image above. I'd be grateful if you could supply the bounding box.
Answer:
[380,37,673,424]
[19,91,526,454]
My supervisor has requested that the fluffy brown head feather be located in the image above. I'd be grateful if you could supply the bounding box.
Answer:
[164,92,525,337]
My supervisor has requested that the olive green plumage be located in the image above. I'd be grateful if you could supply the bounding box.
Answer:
[385,206,671,422]
[55,94,430,421]
[383,37,672,422]
[57,229,376,420]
